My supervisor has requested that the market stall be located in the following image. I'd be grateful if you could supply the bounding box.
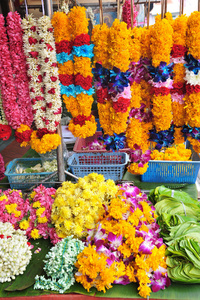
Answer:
[1,0,200,299]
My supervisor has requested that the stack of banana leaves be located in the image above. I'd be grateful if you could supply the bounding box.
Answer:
[149,186,200,284]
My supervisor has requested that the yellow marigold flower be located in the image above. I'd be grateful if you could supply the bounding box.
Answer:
[97,102,113,135]
[76,94,94,117]
[30,131,61,154]
[58,61,74,75]
[186,11,200,59]
[64,220,72,231]
[73,57,92,77]
[188,137,200,153]
[173,14,187,46]
[173,64,185,84]
[126,118,149,152]
[30,228,41,239]
[5,203,17,214]
[135,254,150,271]
[32,201,41,208]
[128,162,148,175]
[59,206,72,219]
[63,95,79,118]
[130,82,141,108]
[14,210,21,218]
[174,127,185,145]
[68,6,88,39]
[172,102,186,127]
[140,27,151,59]
[38,216,48,224]
[150,17,173,67]
[118,244,132,258]
[129,26,142,63]
[19,220,30,230]
[152,94,172,131]
[126,264,137,282]
[137,269,151,284]
[51,11,71,42]
[30,191,36,199]
[92,23,110,68]
[36,207,45,217]
[185,92,200,128]
[110,105,130,135]
[68,115,97,138]
[138,283,151,298]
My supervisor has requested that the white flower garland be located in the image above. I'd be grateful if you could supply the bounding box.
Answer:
[37,15,62,132]
[0,90,8,125]
[0,222,32,283]
[21,15,46,130]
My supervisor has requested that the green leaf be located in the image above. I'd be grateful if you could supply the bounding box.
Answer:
[4,238,52,291]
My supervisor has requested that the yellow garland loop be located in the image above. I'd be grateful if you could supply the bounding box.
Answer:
[68,6,89,39]
[129,27,142,63]
[30,131,61,154]
[130,82,142,109]
[173,64,185,84]
[174,127,185,145]
[140,27,151,60]
[172,102,186,127]
[140,80,152,108]
[128,162,148,175]
[63,95,80,118]
[188,137,200,154]
[126,118,150,151]
[184,93,200,128]
[172,14,187,46]
[58,61,74,76]
[51,11,71,42]
[73,57,93,77]
[68,115,97,139]
[97,102,113,136]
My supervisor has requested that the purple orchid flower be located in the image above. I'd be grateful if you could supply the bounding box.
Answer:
[107,232,123,250]
[151,269,171,292]
[114,275,130,285]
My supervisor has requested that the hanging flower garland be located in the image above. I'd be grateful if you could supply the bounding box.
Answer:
[149,16,173,136]
[0,14,20,135]
[68,6,96,138]
[0,90,11,141]
[122,0,138,29]
[6,12,33,128]
[170,14,187,143]
[185,11,200,152]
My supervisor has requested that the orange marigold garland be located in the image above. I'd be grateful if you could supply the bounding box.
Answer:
[184,11,200,152]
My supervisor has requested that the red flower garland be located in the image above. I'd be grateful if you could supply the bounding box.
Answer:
[113,97,130,113]
[150,87,171,96]
[73,115,92,126]
[171,44,187,58]
[59,74,74,86]
[96,88,110,104]
[186,84,200,95]
[74,34,90,46]
[74,74,93,90]
[55,40,73,54]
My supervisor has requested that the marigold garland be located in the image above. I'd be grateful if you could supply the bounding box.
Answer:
[186,11,200,60]
[141,27,151,60]
[151,94,172,132]
[128,162,148,175]
[68,114,96,139]
[97,102,113,135]
[30,130,61,154]
[151,144,191,161]
[174,127,185,144]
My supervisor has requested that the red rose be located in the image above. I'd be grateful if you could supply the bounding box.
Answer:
[74,74,92,90]
[171,82,186,95]
[31,99,36,105]
[15,129,33,143]
[50,76,57,82]
[36,128,56,139]
[186,84,200,95]
[41,106,46,111]
[151,87,170,96]
[73,115,92,126]
[96,88,109,104]
[29,51,38,59]
[46,43,54,51]
[35,96,45,101]
[59,74,74,86]
[48,88,56,94]
[46,102,52,108]
[73,34,90,46]
[28,37,38,45]
[171,44,187,58]
[41,87,45,93]
[55,40,73,54]
[30,26,36,32]
[30,87,35,93]
[113,97,130,113]
[0,125,12,141]
[55,121,59,127]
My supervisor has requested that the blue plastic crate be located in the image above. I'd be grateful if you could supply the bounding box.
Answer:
[68,152,129,181]
[141,160,200,183]
[5,158,58,189]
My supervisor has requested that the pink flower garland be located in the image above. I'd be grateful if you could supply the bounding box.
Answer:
[0,14,22,129]
[6,12,33,127]
[0,154,5,181]
[122,0,138,29]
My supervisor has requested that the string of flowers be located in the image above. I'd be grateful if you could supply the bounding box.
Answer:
[184,11,200,152]
[0,90,12,141]
[6,12,33,128]
[0,154,5,181]
[34,236,85,293]
[0,14,20,136]
[51,173,118,239]
[75,183,170,298]
[0,222,32,283]
[170,14,187,144]
[68,6,96,138]
[19,185,60,245]
[149,16,173,132]
[122,0,138,29]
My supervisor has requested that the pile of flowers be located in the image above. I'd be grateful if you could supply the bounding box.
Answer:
[75,183,170,298]
[150,144,192,161]
[51,173,119,239]
[34,236,85,293]
[0,222,32,283]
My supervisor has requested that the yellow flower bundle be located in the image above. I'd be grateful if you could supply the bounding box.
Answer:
[151,94,172,132]
[30,131,61,154]
[128,162,148,175]
[151,144,191,161]
[140,27,151,60]
[97,102,113,135]
[186,11,200,60]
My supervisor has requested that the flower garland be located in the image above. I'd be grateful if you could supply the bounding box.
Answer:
[0,222,32,283]
[0,14,21,132]
[149,16,173,134]
[75,184,170,298]
[19,185,60,245]
[0,154,5,181]
[51,173,118,239]
[122,0,138,29]
[185,12,200,152]
[68,6,96,138]
[6,12,33,128]
[34,236,85,293]
[151,144,191,161]
[170,15,187,142]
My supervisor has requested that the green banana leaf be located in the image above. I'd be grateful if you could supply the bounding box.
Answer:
[4,238,52,292]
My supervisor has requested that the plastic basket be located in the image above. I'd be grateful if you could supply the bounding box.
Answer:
[5,158,58,189]
[141,160,200,183]
[73,132,130,153]
[68,152,129,181]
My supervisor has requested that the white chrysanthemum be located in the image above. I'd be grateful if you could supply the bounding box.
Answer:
[185,69,200,86]
[0,222,32,283]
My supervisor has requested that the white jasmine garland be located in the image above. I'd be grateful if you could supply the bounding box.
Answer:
[21,15,46,129]
[34,236,85,293]
[37,15,62,132]
[0,222,32,283]
[184,69,200,86]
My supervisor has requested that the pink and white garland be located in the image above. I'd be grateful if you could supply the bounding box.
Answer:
[6,12,33,127]
[0,14,21,129]
[21,15,46,130]
[37,15,61,132]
